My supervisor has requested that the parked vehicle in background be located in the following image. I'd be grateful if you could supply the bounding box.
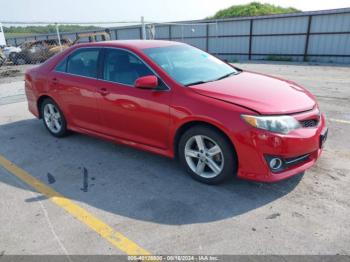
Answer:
[1,30,111,66]
[72,31,110,44]
[3,45,21,60]
[7,32,108,65]
[24,40,328,184]
[10,39,71,65]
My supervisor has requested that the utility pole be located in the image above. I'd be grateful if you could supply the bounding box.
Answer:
[141,16,146,40]
[55,23,62,52]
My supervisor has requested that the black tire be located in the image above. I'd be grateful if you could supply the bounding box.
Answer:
[178,125,237,185]
[9,52,17,63]
[12,53,27,65]
[40,98,69,137]
[0,57,5,67]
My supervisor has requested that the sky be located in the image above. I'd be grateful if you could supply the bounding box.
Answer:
[1,0,350,24]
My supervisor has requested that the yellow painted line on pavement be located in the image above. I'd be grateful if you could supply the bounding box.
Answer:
[0,154,150,256]
[329,118,350,125]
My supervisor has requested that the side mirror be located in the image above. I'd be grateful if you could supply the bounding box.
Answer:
[135,75,158,89]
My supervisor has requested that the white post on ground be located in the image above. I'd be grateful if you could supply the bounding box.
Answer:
[181,25,184,42]
[141,16,146,40]
[215,20,218,55]
[55,23,62,52]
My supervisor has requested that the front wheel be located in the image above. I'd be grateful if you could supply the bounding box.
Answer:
[41,98,69,137]
[178,126,237,184]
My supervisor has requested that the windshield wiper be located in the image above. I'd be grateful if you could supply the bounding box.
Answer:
[214,72,236,81]
[185,72,238,86]
[185,80,212,87]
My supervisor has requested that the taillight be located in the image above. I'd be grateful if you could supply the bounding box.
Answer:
[25,73,32,82]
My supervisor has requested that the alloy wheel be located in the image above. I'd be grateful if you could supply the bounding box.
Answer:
[43,103,62,134]
[184,135,224,178]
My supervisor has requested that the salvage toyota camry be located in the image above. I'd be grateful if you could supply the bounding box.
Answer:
[25,40,328,184]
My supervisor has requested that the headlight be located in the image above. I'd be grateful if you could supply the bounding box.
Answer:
[241,114,301,134]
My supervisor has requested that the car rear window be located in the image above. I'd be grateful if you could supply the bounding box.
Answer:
[66,48,99,78]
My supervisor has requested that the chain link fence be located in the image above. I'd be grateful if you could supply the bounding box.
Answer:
[0,19,219,67]
[1,7,350,67]
[0,21,136,66]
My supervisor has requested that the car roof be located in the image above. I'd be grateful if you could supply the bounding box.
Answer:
[75,40,184,50]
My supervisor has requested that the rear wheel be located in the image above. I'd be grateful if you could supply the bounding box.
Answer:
[178,126,237,184]
[41,98,68,137]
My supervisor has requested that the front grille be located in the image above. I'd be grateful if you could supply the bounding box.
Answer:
[300,119,319,128]
[284,154,310,165]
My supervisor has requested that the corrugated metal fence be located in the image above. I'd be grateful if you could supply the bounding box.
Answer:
[5,7,350,63]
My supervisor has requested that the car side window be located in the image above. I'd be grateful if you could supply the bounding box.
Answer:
[67,49,99,78]
[55,58,67,72]
[103,49,154,86]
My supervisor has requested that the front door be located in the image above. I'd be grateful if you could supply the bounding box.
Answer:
[96,48,171,149]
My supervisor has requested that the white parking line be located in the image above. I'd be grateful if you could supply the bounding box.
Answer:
[0,155,151,255]
[329,118,350,125]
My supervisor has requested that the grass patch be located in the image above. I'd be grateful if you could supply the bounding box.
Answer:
[266,55,293,62]
[5,33,36,38]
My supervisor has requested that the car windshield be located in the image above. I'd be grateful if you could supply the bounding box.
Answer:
[143,45,238,86]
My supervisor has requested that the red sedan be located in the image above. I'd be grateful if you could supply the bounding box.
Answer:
[25,40,327,184]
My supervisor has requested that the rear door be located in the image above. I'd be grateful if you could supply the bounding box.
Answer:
[49,47,102,132]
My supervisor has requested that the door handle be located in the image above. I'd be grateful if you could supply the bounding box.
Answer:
[51,78,59,85]
[98,87,109,96]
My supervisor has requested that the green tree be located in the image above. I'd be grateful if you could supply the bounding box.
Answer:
[211,2,300,19]
[4,25,101,36]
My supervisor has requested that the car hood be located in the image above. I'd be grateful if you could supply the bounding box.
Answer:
[189,71,316,115]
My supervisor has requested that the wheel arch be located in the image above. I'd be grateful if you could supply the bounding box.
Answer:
[173,120,237,160]
[37,95,55,119]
